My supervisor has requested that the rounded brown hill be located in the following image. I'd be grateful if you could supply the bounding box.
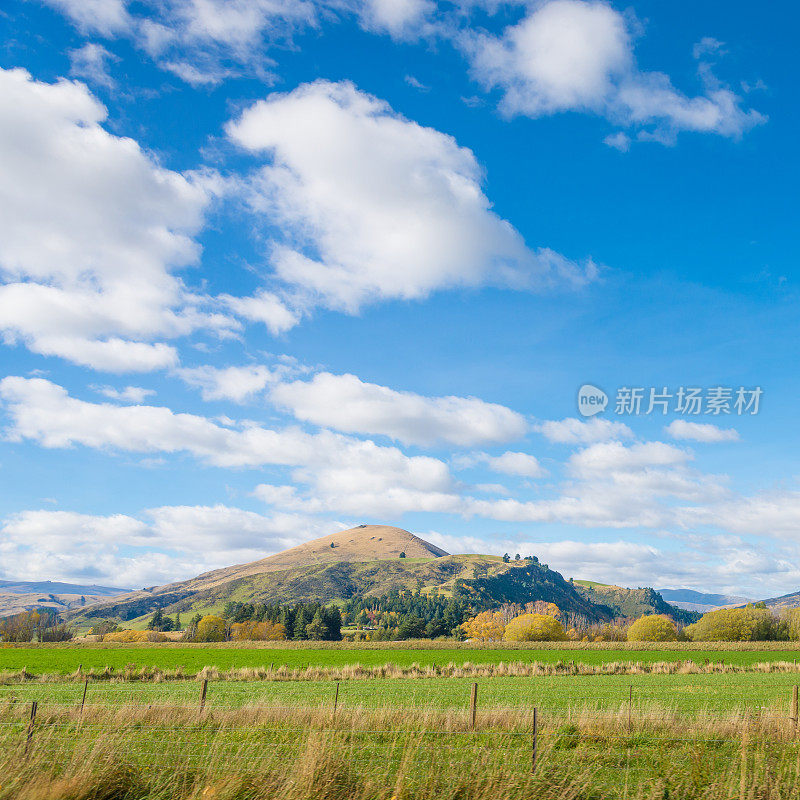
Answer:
[224,525,447,578]
[154,525,450,595]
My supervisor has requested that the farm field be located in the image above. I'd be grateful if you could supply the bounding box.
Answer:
[2,672,800,714]
[4,642,800,675]
[2,683,799,800]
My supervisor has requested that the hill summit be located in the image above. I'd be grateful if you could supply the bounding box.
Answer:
[72,524,686,627]
[155,524,449,595]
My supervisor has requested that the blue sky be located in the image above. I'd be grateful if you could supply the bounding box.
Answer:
[0,0,797,597]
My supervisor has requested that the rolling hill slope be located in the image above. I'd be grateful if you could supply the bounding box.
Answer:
[573,581,700,625]
[74,525,616,624]
[0,580,129,617]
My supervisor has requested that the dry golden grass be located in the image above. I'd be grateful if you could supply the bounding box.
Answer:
[3,658,800,684]
[2,698,800,800]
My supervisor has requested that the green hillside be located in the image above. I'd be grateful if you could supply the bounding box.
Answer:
[75,554,615,626]
[572,582,699,625]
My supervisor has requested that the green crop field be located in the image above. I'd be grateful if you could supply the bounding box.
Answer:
[4,642,800,675]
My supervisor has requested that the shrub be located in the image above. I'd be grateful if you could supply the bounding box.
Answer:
[195,615,226,643]
[503,613,567,642]
[684,605,782,642]
[103,630,166,643]
[627,615,678,642]
[229,621,287,641]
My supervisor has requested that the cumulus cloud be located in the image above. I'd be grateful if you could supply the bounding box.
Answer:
[464,0,764,143]
[41,0,132,36]
[568,440,691,477]
[535,417,633,444]
[665,419,740,443]
[94,385,156,403]
[484,451,546,477]
[176,365,278,402]
[220,290,300,335]
[359,0,435,39]
[227,80,596,314]
[0,376,461,517]
[457,450,546,477]
[271,371,528,447]
[0,505,333,586]
[0,67,234,372]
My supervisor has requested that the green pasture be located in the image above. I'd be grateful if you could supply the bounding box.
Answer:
[2,672,798,714]
[3,643,800,675]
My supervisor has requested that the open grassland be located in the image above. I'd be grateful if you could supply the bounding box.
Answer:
[2,698,800,799]
[4,641,800,675]
[3,668,800,714]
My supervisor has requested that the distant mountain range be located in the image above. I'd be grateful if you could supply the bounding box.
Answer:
[0,579,130,617]
[757,589,800,612]
[657,588,752,613]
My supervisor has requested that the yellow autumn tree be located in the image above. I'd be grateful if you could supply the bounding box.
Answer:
[195,615,226,642]
[503,613,567,642]
[462,610,506,641]
[230,621,287,641]
[627,615,678,642]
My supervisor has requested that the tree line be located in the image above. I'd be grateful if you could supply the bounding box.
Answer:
[0,609,73,642]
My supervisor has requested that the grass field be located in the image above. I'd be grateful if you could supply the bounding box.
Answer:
[2,695,799,799]
[2,672,799,714]
[4,647,800,798]
[4,641,800,675]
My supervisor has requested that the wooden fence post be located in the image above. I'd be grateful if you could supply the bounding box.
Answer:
[628,685,633,732]
[24,701,37,758]
[739,723,748,800]
[80,677,89,718]
[791,685,798,731]
[532,707,538,773]
[199,678,208,716]
[333,682,340,717]
[469,682,478,730]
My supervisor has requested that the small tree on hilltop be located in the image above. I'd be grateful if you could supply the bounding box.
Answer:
[627,614,678,642]
[399,552,406,558]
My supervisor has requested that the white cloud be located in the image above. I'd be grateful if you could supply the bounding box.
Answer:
[0,504,333,586]
[94,385,156,403]
[359,0,435,39]
[681,490,800,539]
[136,0,319,86]
[220,290,300,335]
[41,0,132,36]
[68,43,119,89]
[227,80,596,314]
[271,371,528,447]
[483,451,546,477]
[665,419,740,443]
[457,450,546,477]
[568,440,691,477]
[176,364,277,402]
[0,377,460,517]
[603,131,630,151]
[0,67,233,372]
[535,417,634,444]
[465,0,764,143]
